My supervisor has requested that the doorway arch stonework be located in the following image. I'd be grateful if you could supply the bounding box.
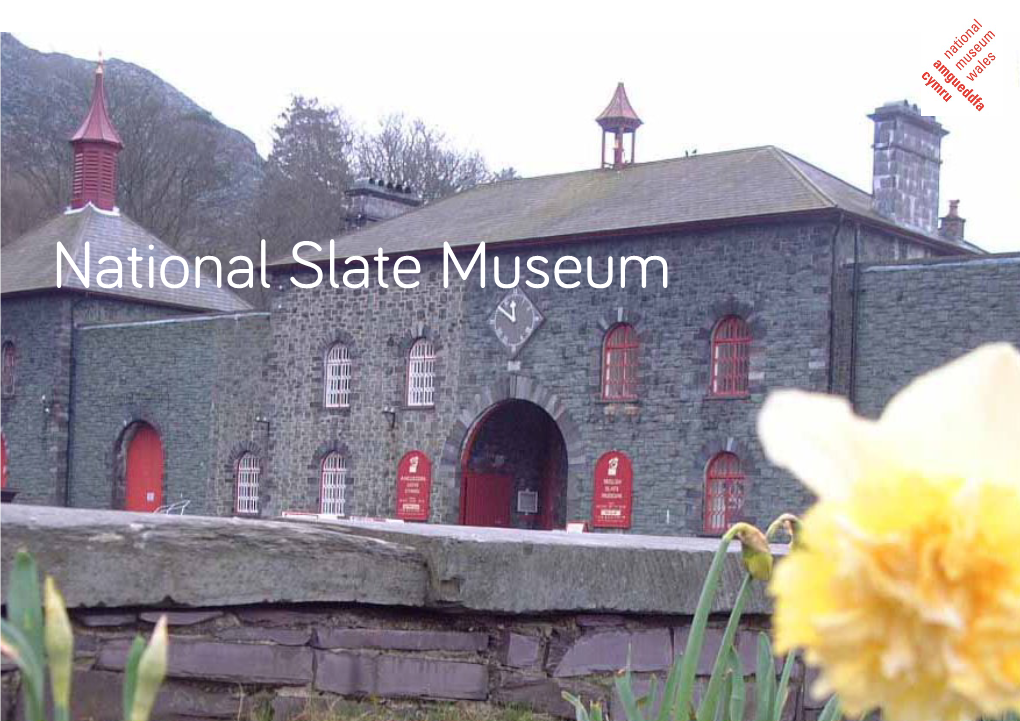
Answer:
[436,375,586,525]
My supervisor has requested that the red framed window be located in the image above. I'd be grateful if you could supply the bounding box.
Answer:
[710,316,751,396]
[704,452,745,534]
[1,342,15,397]
[601,324,639,401]
[235,453,260,515]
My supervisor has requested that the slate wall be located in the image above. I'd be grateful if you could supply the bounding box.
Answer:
[0,294,189,506]
[266,218,935,534]
[66,311,270,515]
[853,254,1020,418]
[1,603,814,721]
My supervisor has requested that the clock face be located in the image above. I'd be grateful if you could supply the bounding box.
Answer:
[488,287,544,357]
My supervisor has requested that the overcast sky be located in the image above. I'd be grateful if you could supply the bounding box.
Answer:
[12,3,1020,251]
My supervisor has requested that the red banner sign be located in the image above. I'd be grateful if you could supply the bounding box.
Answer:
[592,451,633,529]
[396,451,431,521]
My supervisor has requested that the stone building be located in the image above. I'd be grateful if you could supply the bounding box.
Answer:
[2,70,1014,535]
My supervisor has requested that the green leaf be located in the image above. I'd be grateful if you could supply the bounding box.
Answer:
[121,635,147,720]
[816,695,840,721]
[675,532,740,720]
[728,648,746,721]
[7,550,45,667]
[654,649,684,721]
[1,618,46,721]
[772,652,797,721]
[696,574,752,721]
[614,661,647,721]
[754,634,776,721]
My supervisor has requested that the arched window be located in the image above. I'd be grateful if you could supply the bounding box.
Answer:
[710,316,751,396]
[320,452,348,515]
[324,343,352,408]
[704,452,745,534]
[407,339,436,407]
[601,323,639,401]
[1,342,15,397]
[235,453,261,515]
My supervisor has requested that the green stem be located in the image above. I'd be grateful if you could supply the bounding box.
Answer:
[672,526,743,718]
[696,574,752,721]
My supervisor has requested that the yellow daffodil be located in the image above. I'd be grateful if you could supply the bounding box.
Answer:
[757,343,1020,721]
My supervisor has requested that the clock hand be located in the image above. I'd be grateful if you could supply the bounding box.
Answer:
[497,304,514,322]
[509,300,517,323]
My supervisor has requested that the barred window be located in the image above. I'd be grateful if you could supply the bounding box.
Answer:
[1,342,15,397]
[324,343,352,408]
[320,452,348,515]
[704,452,745,534]
[601,324,639,400]
[710,316,751,396]
[406,339,436,407]
[235,453,260,515]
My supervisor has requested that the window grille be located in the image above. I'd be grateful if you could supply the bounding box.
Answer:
[704,452,745,534]
[407,339,436,407]
[601,324,639,400]
[235,453,260,515]
[710,316,751,396]
[1,342,15,397]
[320,452,348,515]
[324,343,352,408]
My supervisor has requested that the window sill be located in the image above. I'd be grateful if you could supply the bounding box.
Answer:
[401,404,436,412]
[704,392,751,401]
[596,398,641,405]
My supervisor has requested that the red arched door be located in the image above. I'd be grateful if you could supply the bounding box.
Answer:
[125,424,163,512]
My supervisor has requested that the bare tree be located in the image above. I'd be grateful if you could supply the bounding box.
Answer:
[357,114,507,202]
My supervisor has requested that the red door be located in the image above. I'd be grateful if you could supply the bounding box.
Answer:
[462,473,513,527]
[125,425,163,512]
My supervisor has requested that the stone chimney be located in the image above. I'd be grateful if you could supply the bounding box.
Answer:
[345,178,422,229]
[868,101,948,235]
[938,199,966,242]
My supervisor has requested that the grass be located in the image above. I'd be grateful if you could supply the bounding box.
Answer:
[253,698,557,721]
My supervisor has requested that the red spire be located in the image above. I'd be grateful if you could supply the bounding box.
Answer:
[69,59,123,210]
[596,82,643,132]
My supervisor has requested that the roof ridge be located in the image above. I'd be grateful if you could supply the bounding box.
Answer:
[776,148,873,200]
[64,208,96,288]
[765,146,837,208]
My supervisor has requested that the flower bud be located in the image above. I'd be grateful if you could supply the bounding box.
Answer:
[766,513,804,549]
[731,523,774,581]
[43,576,74,712]
[130,616,168,721]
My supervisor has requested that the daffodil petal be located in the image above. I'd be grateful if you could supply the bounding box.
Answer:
[879,343,1020,484]
[757,390,882,501]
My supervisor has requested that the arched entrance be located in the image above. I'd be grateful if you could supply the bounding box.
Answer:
[460,400,567,530]
[122,423,164,512]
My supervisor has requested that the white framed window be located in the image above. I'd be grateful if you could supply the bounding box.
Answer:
[324,343,352,408]
[406,339,436,407]
[235,453,260,515]
[320,452,348,515]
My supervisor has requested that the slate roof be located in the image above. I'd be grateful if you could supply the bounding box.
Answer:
[1,205,250,313]
[271,145,972,267]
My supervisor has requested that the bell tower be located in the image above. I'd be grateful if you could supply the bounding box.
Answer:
[69,58,123,211]
[596,82,642,169]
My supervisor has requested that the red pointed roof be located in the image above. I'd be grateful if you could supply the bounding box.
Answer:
[596,82,642,132]
[70,62,123,148]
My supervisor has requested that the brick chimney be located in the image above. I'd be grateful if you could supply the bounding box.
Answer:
[939,199,966,242]
[345,178,422,229]
[868,101,947,235]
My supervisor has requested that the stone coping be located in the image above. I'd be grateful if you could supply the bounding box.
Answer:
[1,506,781,615]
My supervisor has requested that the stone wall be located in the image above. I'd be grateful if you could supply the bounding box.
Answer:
[267,218,914,536]
[853,254,1020,417]
[66,311,269,515]
[0,294,189,506]
[0,507,816,721]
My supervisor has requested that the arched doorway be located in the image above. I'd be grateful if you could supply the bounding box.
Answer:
[460,400,567,530]
[122,423,164,512]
